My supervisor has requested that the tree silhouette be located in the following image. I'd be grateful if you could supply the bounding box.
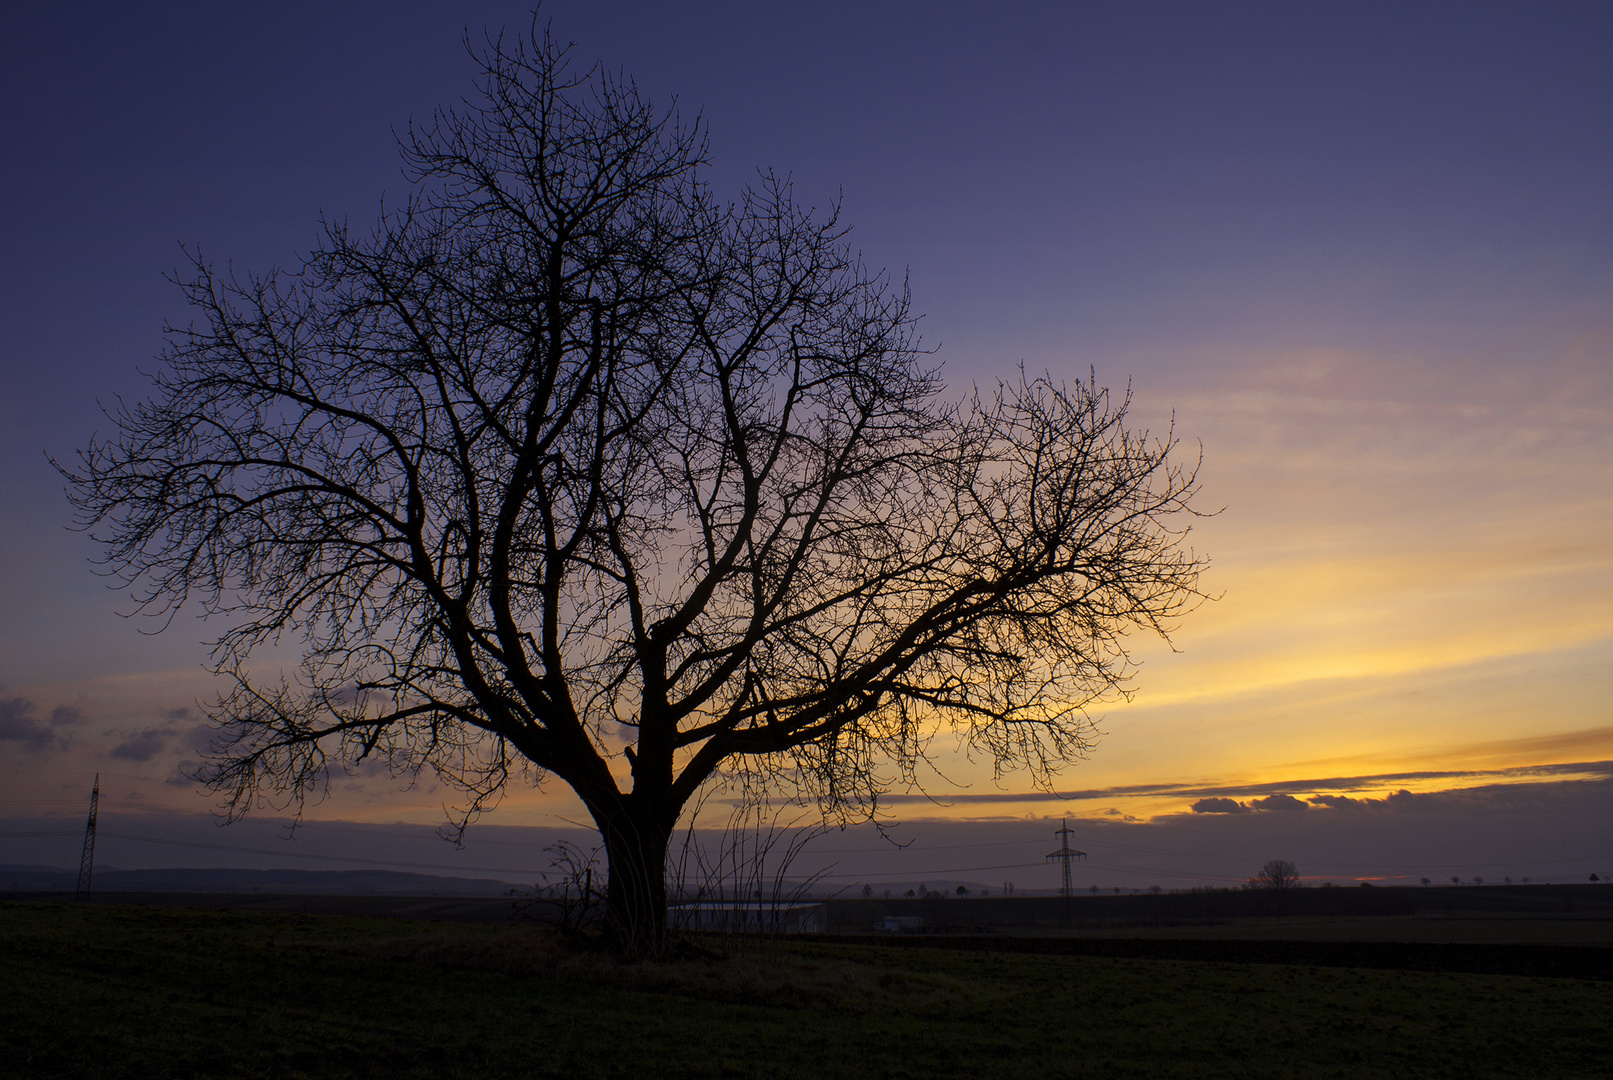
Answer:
[61,24,1207,956]
[1249,859,1300,890]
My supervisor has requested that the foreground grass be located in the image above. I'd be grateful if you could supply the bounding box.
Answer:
[1,902,1608,1079]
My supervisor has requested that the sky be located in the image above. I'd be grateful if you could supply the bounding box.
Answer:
[1,1,1610,891]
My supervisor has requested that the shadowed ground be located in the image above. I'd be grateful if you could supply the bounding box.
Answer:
[3,900,1609,1078]
[10,881,1611,942]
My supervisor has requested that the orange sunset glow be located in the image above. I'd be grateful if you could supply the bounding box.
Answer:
[2,4,1609,895]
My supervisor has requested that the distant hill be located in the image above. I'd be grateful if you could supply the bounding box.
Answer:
[0,864,525,896]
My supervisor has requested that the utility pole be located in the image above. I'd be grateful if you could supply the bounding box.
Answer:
[1045,818,1086,914]
[75,773,99,901]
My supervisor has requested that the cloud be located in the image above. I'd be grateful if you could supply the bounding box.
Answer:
[108,710,212,764]
[50,704,87,727]
[181,721,216,753]
[1190,797,1247,814]
[1249,793,1308,811]
[1382,788,1434,809]
[1293,782,1612,817]
[0,692,60,751]
[164,767,197,788]
[873,755,1613,809]
[1192,786,1465,814]
[109,726,178,762]
[1307,794,1360,809]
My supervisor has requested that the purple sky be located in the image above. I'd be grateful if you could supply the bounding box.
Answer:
[2,2,1610,889]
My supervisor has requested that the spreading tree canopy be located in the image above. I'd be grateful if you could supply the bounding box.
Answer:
[63,26,1208,955]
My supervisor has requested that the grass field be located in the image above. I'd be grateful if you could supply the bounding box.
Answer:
[970,915,1613,947]
[2,900,1609,1079]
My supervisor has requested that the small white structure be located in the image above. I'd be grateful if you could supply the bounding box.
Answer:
[876,915,925,932]
[668,900,827,935]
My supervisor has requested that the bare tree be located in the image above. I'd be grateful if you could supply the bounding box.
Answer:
[1248,859,1300,890]
[61,23,1208,957]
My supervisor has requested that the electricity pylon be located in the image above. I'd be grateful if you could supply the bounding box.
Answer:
[1045,818,1086,911]
[75,774,99,901]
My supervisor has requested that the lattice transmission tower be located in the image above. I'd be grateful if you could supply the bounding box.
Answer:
[75,773,99,901]
[1045,818,1086,909]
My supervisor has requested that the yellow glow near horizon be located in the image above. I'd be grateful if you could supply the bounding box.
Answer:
[7,339,1609,836]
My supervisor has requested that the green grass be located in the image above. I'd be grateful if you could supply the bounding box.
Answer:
[2,901,1609,1079]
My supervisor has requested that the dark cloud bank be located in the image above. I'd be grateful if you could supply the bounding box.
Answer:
[0,689,85,752]
[5,775,1609,892]
[0,689,208,765]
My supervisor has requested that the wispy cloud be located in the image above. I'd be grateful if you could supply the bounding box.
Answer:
[874,758,1613,806]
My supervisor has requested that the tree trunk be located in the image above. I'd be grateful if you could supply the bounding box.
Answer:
[594,805,673,960]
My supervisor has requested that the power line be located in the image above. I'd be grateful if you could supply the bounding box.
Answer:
[6,814,1600,885]
[0,831,80,839]
[0,828,545,877]
[816,859,1050,880]
[90,831,544,877]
